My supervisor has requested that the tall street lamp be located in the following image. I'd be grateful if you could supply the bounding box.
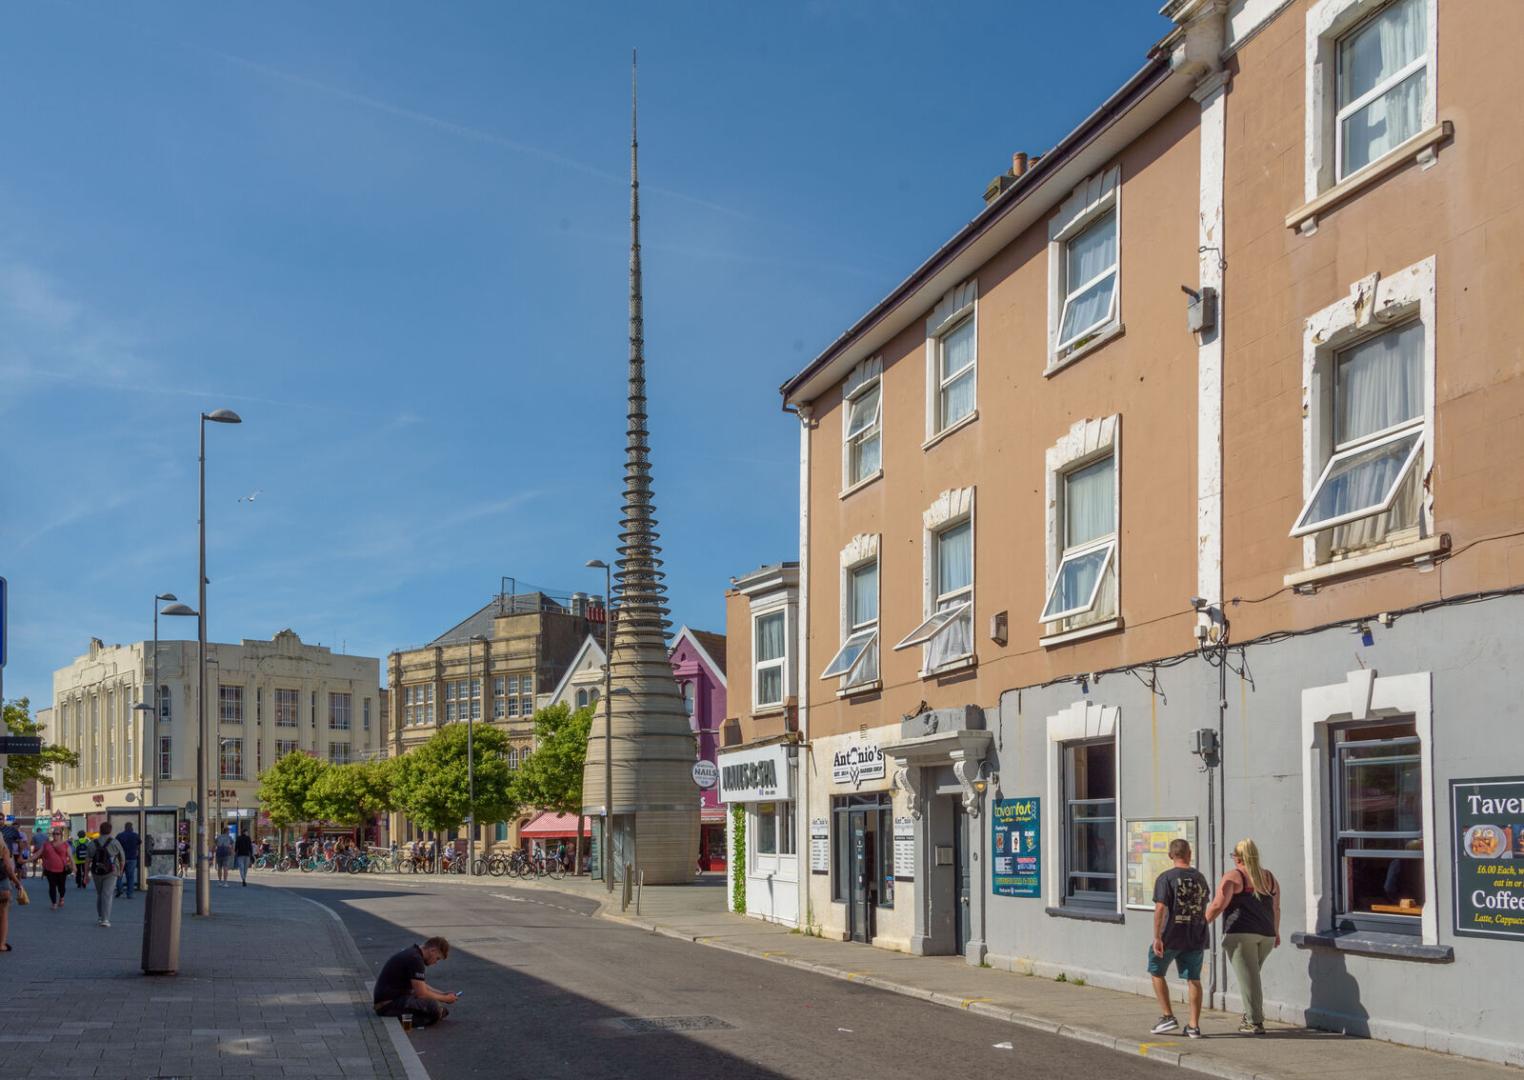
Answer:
[196,407,241,917]
[586,559,613,893]
[467,633,487,875]
[153,596,196,809]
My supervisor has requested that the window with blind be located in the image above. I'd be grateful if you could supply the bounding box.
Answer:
[1042,454,1117,625]
[754,611,788,709]
[1336,0,1427,179]
[822,558,879,690]
[895,518,973,671]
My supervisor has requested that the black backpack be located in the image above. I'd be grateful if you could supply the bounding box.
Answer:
[90,839,115,876]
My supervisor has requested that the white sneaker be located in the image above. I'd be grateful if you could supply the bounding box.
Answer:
[100,920,111,928]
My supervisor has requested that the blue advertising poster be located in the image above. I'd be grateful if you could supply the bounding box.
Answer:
[992,798,1040,898]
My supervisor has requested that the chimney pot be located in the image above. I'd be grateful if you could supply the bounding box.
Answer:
[1012,152,1029,176]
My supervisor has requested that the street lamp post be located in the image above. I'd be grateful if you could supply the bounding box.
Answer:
[467,633,487,875]
[586,559,613,893]
[196,408,242,917]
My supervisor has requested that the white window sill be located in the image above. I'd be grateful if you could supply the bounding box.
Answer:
[1287,121,1453,234]
[751,704,789,719]
[839,470,883,500]
[922,409,979,452]
[1039,617,1122,648]
[1045,323,1125,377]
[836,680,882,699]
[1283,534,1449,590]
[919,655,976,679]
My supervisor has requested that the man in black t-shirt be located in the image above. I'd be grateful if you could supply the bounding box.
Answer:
[1148,838,1211,1038]
[373,937,457,1026]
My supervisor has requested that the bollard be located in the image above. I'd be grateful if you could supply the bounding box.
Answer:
[142,875,182,975]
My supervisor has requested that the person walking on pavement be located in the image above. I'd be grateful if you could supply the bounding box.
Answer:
[1205,838,1281,1035]
[215,828,234,886]
[40,830,73,910]
[72,830,91,890]
[234,830,254,886]
[0,838,22,951]
[372,937,458,1027]
[1149,838,1212,1039]
[89,822,125,927]
[115,822,142,900]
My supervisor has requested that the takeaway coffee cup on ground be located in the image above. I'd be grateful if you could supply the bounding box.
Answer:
[400,1014,413,1032]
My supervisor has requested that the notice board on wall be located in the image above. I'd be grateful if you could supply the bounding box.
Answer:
[893,815,915,880]
[809,817,829,875]
[991,798,1040,898]
[1125,818,1198,910]
[1452,776,1524,940]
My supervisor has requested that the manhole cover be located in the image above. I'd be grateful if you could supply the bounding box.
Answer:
[615,1015,734,1034]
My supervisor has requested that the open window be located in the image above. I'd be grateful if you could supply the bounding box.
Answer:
[844,381,882,488]
[895,518,973,670]
[822,558,879,689]
[1293,318,1424,540]
[1042,452,1117,626]
[1056,209,1119,351]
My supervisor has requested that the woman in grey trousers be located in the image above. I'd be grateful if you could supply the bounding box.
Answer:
[1205,838,1280,1034]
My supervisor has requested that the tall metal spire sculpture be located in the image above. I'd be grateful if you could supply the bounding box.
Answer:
[581,52,700,885]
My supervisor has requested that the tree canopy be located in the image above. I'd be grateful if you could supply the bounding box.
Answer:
[257,750,329,830]
[2,697,79,794]
[511,702,593,816]
[306,759,398,827]
[393,722,517,833]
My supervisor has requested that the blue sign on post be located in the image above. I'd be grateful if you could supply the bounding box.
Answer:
[992,797,1041,898]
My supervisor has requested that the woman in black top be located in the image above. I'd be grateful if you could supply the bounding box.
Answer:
[1205,838,1280,1034]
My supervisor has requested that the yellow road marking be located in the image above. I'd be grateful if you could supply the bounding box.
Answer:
[1137,1042,1172,1055]
[960,997,991,1008]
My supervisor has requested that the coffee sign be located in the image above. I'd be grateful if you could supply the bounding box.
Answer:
[831,742,885,787]
[1452,775,1524,940]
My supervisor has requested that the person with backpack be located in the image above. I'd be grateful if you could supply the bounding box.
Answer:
[72,831,91,890]
[234,830,254,886]
[89,822,125,928]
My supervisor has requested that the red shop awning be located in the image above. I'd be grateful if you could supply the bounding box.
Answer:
[519,812,593,840]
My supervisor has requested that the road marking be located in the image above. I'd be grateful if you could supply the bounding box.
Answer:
[1137,1042,1172,1055]
[961,997,991,1008]
[993,1041,1013,1050]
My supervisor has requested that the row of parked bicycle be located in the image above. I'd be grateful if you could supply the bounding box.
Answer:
[251,847,568,878]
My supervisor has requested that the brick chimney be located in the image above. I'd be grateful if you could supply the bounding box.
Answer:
[983,152,1037,205]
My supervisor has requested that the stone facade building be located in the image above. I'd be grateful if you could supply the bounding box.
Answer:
[49,630,381,829]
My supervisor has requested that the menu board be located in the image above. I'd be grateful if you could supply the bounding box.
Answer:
[809,817,830,875]
[893,815,915,880]
[991,798,1040,898]
[1125,818,1197,910]
[1452,776,1524,940]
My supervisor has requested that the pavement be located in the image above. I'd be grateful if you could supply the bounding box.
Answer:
[0,871,416,1079]
[386,867,1516,1080]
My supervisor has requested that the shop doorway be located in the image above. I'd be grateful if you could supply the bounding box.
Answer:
[834,794,892,945]
[849,809,874,943]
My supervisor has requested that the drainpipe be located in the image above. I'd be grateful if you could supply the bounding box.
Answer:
[787,401,812,929]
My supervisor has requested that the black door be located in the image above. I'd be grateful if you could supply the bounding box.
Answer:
[849,810,871,943]
[953,803,971,954]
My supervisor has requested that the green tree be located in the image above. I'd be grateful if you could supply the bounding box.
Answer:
[306,759,397,830]
[2,697,79,795]
[393,722,517,836]
[512,702,593,873]
[257,750,329,850]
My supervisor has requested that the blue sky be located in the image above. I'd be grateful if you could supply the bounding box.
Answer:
[0,1,1172,708]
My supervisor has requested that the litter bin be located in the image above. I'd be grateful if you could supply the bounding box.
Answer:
[141,875,182,975]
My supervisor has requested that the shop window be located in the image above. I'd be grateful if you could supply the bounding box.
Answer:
[1332,718,1425,932]
[1062,738,1117,908]
[495,821,509,843]
[755,803,778,857]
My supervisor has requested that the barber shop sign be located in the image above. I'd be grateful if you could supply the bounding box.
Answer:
[831,741,885,788]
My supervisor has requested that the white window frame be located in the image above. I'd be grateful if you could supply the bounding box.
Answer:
[157,735,172,781]
[895,487,975,674]
[1055,209,1119,353]
[1046,167,1121,371]
[842,356,884,493]
[823,534,881,691]
[1304,0,1438,199]
[276,739,298,759]
[923,281,978,442]
[219,737,245,780]
[1045,700,1122,914]
[275,687,299,727]
[328,692,353,731]
[328,741,351,765]
[1300,668,1437,946]
[1296,258,1435,569]
[753,608,790,711]
[1042,416,1120,638]
[218,684,244,724]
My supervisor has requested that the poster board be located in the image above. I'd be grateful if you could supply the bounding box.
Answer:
[991,798,1040,898]
[809,817,829,875]
[1451,776,1524,940]
[893,815,915,880]
[1125,818,1198,910]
